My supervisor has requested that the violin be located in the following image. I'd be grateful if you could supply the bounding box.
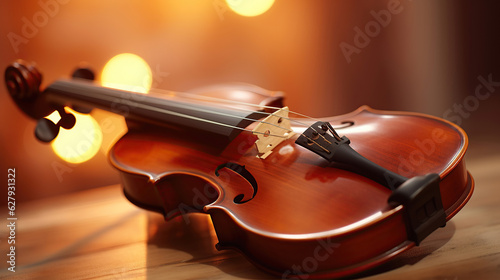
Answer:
[5,60,473,279]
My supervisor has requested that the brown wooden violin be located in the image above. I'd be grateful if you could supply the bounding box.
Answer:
[4,60,473,279]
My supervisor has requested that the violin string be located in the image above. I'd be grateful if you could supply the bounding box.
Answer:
[144,95,292,132]
[145,87,339,152]
[112,97,291,139]
[147,88,323,127]
[153,94,333,153]
[303,135,331,154]
[96,87,336,152]
[147,87,335,143]
[114,93,334,155]
[141,99,331,152]
[323,122,342,142]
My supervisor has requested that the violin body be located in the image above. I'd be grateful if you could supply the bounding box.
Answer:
[112,107,472,278]
[4,61,473,279]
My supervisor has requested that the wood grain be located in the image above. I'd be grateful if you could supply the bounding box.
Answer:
[0,154,499,280]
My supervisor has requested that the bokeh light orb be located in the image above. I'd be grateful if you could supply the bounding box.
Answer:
[226,0,275,17]
[48,108,103,164]
[101,53,152,93]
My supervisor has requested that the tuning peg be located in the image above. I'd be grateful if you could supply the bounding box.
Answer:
[57,109,76,129]
[71,105,92,115]
[72,66,95,81]
[70,66,95,114]
[34,108,76,143]
[35,118,59,143]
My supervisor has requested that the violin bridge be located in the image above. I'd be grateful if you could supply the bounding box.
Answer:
[252,106,294,159]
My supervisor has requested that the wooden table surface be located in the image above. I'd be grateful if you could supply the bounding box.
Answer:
[1,153,499,280]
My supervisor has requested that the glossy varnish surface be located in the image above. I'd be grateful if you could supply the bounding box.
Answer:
[110,107,473,277]
[112,107,469,233]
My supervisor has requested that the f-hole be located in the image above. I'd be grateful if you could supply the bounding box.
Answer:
[215,162,258,204]
[331,121,355,129]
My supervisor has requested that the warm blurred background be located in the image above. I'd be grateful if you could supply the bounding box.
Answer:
[0,0,499,202]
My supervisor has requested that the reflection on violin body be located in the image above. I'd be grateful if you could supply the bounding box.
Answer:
[4,60,473,279]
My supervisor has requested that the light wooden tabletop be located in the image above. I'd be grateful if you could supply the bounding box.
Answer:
[1,153,499,280]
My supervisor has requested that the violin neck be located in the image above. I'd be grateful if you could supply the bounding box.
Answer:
[43,79,264,148]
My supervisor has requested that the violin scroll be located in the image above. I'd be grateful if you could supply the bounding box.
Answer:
[4,61,83,142]
[5,60,42,101]
[4,60,46,120]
